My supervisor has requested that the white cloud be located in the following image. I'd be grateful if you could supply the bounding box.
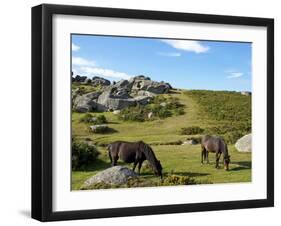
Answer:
[157,52,181,57]
[72,57,96,66]
[79,66,131,80]
[226,71,244,79]
[161,40,209,53]
[72,43,80,51]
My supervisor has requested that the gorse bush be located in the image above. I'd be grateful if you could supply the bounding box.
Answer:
[174,107,185,115]
[119,95,185,122]
[118,104,146,122]
[184,90,251,141]
[80,113,107,124]
[180,126,204,135]
[223,131,245,144]
[72,141,100,170]
[152,106,172,119]
[89,125,115,134]
[96,115,107,124]
[185,90,251,131]
[160,174,196,186]
[79,113,93,123]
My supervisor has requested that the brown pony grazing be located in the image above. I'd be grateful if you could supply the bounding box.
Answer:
[201,135,231,170]
[108,141,163,178]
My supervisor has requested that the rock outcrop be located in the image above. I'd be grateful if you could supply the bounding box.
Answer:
[82,166,138,188]
[72,75,172,112]
[72,75,111,86]
[235,134,252,152]
[91,76,111,86]
[73,91,102,112]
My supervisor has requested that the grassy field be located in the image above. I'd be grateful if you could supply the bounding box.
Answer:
[72,89,252,190]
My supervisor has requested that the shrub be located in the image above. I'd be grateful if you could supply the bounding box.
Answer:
[90,125,111,133]
[154,107,172,119]
[160,174,196,186]
[119,108,145,122]
[72,141,100,170]
[80,114,107,124]
[96,115,107,124]
[180,126,204,135]
[184,90,251,132]
[119,95,184,122]
[166,97,183,109]
[223,131,245,144]
[79,113,93,123]
[174,107,185,115]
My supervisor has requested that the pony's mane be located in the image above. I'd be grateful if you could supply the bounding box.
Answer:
[139,142,158,166]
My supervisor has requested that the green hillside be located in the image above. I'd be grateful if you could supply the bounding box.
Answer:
[71,89,252,190]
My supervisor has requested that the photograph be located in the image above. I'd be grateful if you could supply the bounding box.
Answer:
[71,34,252,190]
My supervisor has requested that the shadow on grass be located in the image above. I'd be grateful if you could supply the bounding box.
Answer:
[77,160,135,172]
[169,89,182,94]
[169,172,210,177]
[75,159,111,172]
[230,161,252,171]
[107,121,120,125]
[138,171,210,178]
[91,127,118,134]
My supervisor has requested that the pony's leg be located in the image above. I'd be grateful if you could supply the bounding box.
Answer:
[132,160,138,172]
[201,147,205,165]
[137,160,144,175]
[108,152,113,165]
[112,155,118,166]
[206,151,210,164]
[215,152,221,168]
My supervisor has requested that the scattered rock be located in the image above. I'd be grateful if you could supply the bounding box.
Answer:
[82,166,138,188]
[89,117,97,123]
[235,134,252,152]
[160,102,167,107]
[147,112,153,119]
[89,124,108,133]
[182,139,198,145]
[241,91,251,96]
[113,110,121,115]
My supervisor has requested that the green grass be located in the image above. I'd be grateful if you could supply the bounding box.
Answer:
[71,89,252,190]
[72,145,251,190]
[72,83,102,94]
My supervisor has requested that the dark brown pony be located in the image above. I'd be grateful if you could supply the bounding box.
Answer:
[201,135,231,170]
[108,141,163,178]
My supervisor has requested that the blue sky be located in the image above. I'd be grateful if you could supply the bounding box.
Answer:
[72,34,252,91]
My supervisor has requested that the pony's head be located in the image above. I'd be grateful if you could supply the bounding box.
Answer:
[144,143,163,178]
[224,155,231,170]
[155,160,163,178]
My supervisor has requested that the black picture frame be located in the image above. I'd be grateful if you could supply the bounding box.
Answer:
[32,4,274,222]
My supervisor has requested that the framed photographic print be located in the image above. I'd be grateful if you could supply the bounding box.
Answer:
[32,4,274,221]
